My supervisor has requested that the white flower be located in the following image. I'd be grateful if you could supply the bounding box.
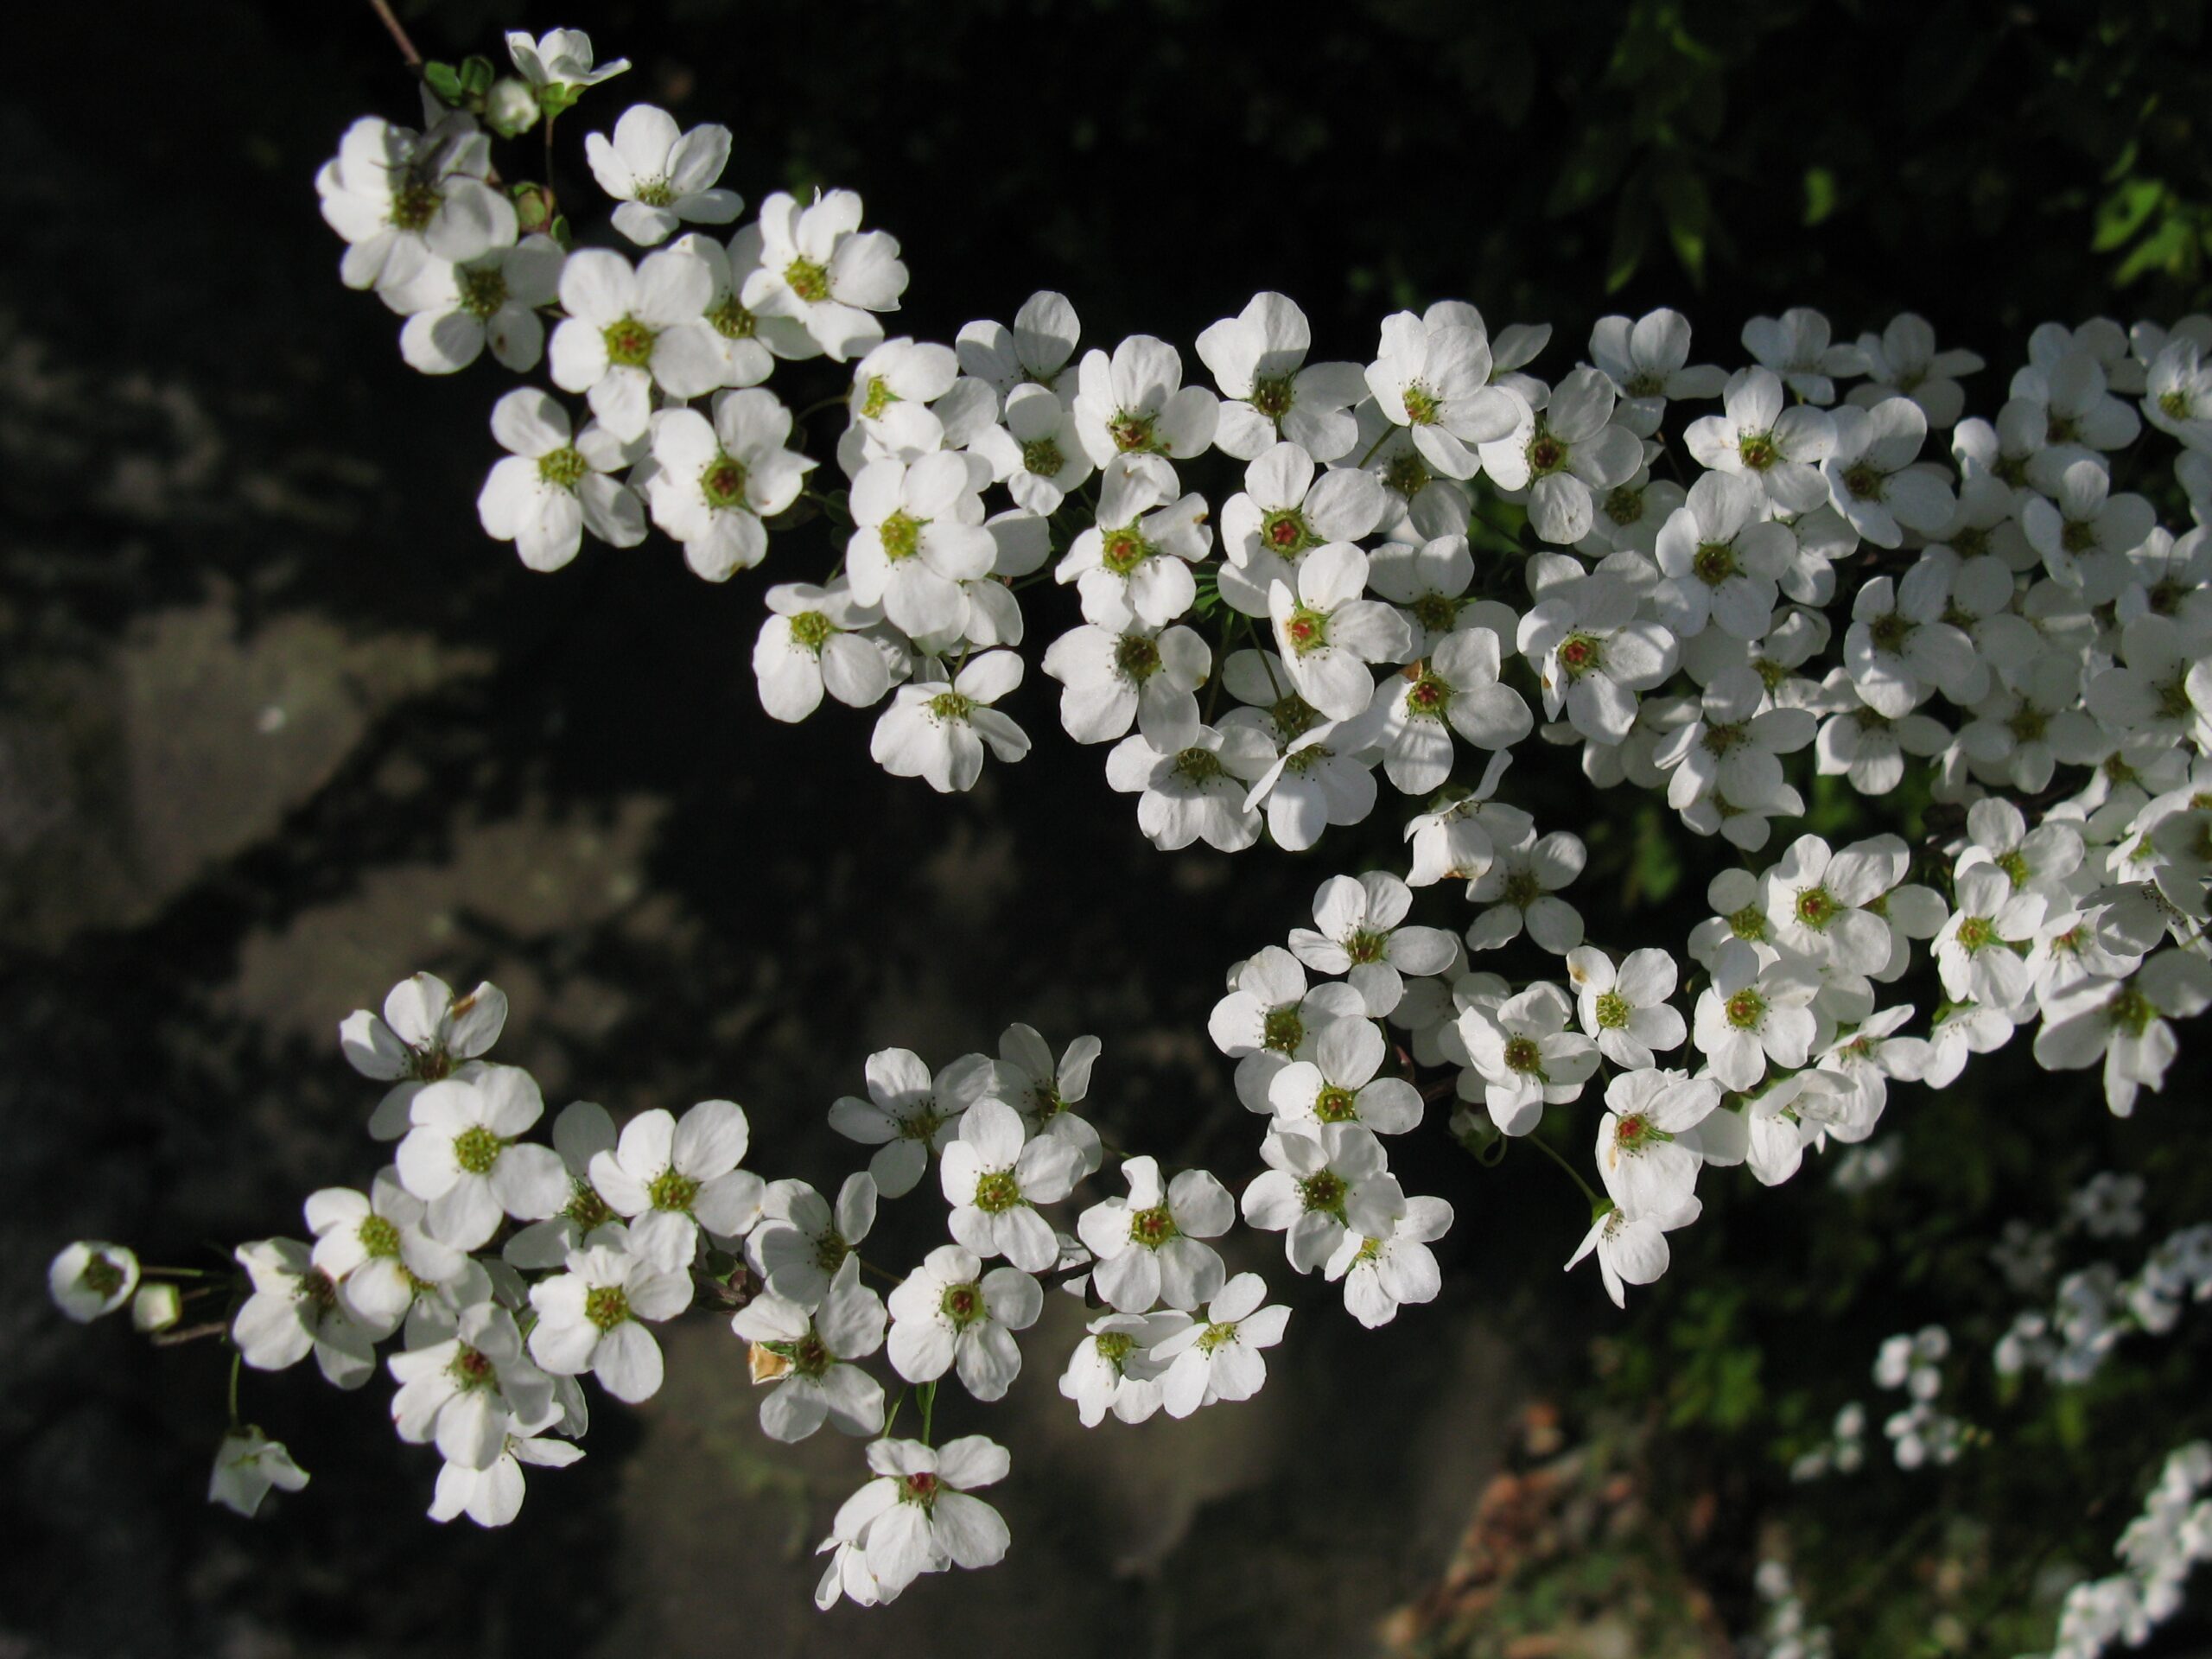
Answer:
[1268,1016,1425,1135]
[741,189,906,362]
[835,1436,1012,1600]
[938,1100,1084,1272]
[2034,951,2212,1116]
[675,224,824,385]
[1403,752,1532,889]
[1076,1155,1234,1312]
[505,29,629,97]
[525,1233,693,1402]
[1323,1196,1452,1329]
[731,1256,887,1442]
[1685,367,1837,513]
[315,115,516,296]
[395,1065,569,1249]
[646,387,816,580]
[1241,1123,1406,1272]
[970,383,1093,513]
[829,1048,962,1198]
[1059,1310,1188,1425]
[869,651,1030,793]
[939,1024,1107,1175]
[1269,543,1410,720]
[208,1428,309,1518]
[231,1237,383,1387]
[48,1241,138,1323]
[749,1173,879,1310]
[1363,308,1527,480]
[753,581,897,721]
[1478,365,1643,544]
[1567,947,1686,1067]
[1196,291,1367,461]
[1043,621,1209,749]
[306,1171,464,1328]
[957,290,1081,395]
[1654,472,1793,640]
[1517,575,1679,744]
[389,235,563,373]
[886,1243,1041,1400]
[1595,1069,1719,1213]
[1850,313,1983,428]
[475,389,645,574]
[502,1100,621,1270]
[1842,567,1978,718]
[845,452,996,636]
[1567,1199,1701,1309]
[1071,334,1220,465]
[844,337,960,447]
[1457,982,1599,1135]
[1655,667,1817,832]
[547,246,722,442]
[1239,720,1383,851]
[341,973,510,1140]
[1151,1271,1290,1417]
[1367,534,1482,659]
[1763,833,1904,976]
[1056,454,1211,629]
[1207,944,1369,1111]
[2086,614,2212,742]
[1105,722,1276,851]
[1218,440,1387,617]
[389,1302,554,1471]
[1465,830,1587,954]
[1288,871,1457,1015]
[2017,346,2132,455]
[1589,307,1726,435]
[585,105,742,246]
[1741,308,1866,405]
[429,1429,582,1529]
[1934,867,2046,1008]
[1370,625,1533,794]
[1693,944,1819,1090]
[1822,399,1956,548]
[588,1098,763,1272]
[2145,337,2212,451]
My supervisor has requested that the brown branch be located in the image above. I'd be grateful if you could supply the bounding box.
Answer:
[366,0,423,70]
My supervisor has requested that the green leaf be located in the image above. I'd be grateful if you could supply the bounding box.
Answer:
[423,60,464,104]
[459,54,496,98]
[2115,212,2193,284]
[2093,178,2166,252]
[1605,176,1655,294]
[1653,164,1710,286]
[1802,165,1837,227]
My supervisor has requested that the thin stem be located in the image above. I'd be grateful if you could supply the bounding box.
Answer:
[1356,427,1395,469]
[855,1256,903,1287]
[918,1378,938,1445]
[150,1320,231,1348]
[226,1351,243,1427]
[1525,1128,1605,1215]
[366,0,423,68]
[881,1386,905,1440]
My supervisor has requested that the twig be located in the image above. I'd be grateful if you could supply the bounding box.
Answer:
[366,0,423,70]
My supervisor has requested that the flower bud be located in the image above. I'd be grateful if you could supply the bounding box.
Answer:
[484,78,540,138]
[132,1281,183,1332]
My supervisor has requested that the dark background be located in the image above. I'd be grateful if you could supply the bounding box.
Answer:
[6,1,2212,1654]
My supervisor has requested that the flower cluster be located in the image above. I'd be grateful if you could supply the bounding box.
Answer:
[45,20,2212,1634]
[2039,1441,2212,1659]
